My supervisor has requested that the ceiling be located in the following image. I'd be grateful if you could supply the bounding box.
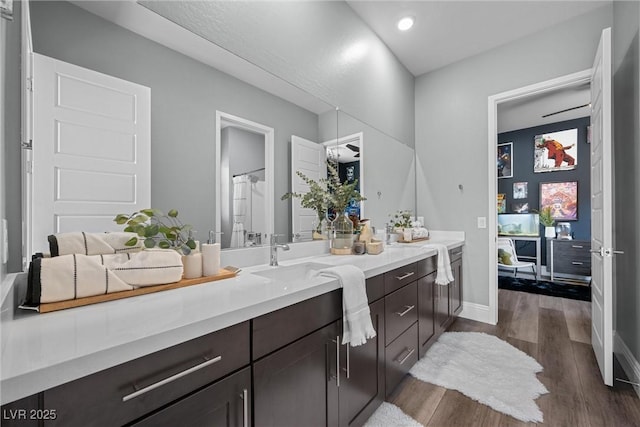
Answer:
[347,0,610,77]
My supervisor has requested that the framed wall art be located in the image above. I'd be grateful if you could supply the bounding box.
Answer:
[534,128,578,173]
[513,202,529,213]
[540,181,578,221]
[497,142,513,178]
[513,182,528,199]
[497,193,506,213]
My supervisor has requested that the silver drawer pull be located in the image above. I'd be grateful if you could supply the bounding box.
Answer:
[241,388,249,427]
[451,251,463,256]
[395,271,415,281]
[395,305,415,317]
[122,355,222,402]
[571,245,584,249]
[396,348,415,365]
[571,261,584,265]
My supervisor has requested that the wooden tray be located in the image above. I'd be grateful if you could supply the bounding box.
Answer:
[37,268,237,313]
[398,237,430,243]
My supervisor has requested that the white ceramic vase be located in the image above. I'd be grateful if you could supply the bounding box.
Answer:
[544,226,556,239]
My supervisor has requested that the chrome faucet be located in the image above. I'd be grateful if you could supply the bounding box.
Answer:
[269,234,290,266]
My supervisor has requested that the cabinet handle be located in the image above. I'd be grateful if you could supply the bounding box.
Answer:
[346,344,350,379]
[395,271,415,281]
[451,251,463,256]
[331,336,340,387]
[395,305,415,317]
[241,388,248,427]
[396,348,415,365]
[122,355,222,402]
[571,245,584,249]
[571,261,584,265]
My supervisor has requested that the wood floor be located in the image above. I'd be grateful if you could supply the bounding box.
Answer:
[388,289,640,426]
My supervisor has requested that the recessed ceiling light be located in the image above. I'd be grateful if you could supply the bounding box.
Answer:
[397,16,414,31]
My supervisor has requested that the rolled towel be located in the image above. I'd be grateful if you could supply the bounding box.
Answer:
[48,232,144,257]
[422,243,454,285]
[317,265,376,347]
[24,250,184,305]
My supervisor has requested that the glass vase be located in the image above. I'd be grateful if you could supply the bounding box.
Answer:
[312,216,328,240]
[331,211,354,254]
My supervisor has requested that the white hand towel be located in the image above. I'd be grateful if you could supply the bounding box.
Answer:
[423,243,454,285]
[318,265,377,347]
[48,231,144,257]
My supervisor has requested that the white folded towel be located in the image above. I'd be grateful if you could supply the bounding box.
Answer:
[423,243,454,285]
[318,265,377,347]
[26,249,184,305]
[48,232,144,257]
[90,249,184,286]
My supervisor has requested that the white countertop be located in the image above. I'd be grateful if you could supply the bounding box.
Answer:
[0,236,463,405]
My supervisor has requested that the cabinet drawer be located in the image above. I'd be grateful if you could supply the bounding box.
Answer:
[253,289,341,360]
[384,281,418,346]
[449,247,463,262]
[554,258,592,275]
[417,256,436,278]
[43,321,250,427]
[385,322,418,398]
[366,274,385,304]
[132,367,251,427]
[384,263,418,294]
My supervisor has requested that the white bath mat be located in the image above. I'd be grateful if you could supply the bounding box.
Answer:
[363,402,422,427]
[410,332,548,423]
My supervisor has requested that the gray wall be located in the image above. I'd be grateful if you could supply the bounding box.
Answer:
[25,0,322,259]
[613,1,640,369]
[140,0,415,147]
[415,6,613,306]
[2,3,21,273]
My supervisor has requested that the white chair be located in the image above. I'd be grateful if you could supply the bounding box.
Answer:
[497,237,536,278]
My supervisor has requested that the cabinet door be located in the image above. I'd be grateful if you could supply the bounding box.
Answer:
[253,321,340,427]
[131,367,251,427]
[436,283,450,333]
[339,299,385,427]
[450,258,463,316]
[418,272,436,357]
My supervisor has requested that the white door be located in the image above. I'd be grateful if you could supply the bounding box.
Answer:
[590,27,614,386]
[27,54,151,257]
[291,135,325,240]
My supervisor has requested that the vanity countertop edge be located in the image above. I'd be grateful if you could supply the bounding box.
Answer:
[0,237,463,405]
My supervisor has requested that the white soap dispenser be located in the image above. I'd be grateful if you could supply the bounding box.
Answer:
[202,231,221,277]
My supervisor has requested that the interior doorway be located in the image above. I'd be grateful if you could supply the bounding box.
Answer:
[486,69,592,325]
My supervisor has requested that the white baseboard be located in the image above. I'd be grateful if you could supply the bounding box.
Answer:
[459,302,492,324]
[614,332,640,398]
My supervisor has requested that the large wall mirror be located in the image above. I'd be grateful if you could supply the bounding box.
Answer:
[23,0,416,256]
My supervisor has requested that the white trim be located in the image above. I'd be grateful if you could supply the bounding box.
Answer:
[614,332,640,399]
[215,111,275,245]
[487,69,591,325]
[322,132,364,217]
[459,302,492,324]
[21,0,34,271]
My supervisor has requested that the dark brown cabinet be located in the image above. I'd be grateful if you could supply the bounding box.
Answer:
[550,239,591,280]
[253,321,340,427]
[436,281,450,333]
[418,272,436,357]
[338,299,385,427]
[132,367,251,427]
[450,257,463,316]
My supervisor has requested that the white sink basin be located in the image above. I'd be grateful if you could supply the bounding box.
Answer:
[251,262,332,283]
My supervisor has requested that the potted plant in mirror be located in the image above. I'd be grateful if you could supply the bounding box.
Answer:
[390,210,413,241]
[281,172,331,240]
[114,209,200,278]
[538,206,556,239]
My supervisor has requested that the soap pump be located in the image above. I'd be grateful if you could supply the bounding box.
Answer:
[201,231,221,276]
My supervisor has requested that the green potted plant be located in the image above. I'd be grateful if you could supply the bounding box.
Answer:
[538,206,556,239]
[281,172,331,239]
[113,208,197,255]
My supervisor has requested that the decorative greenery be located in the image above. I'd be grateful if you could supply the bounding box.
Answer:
[537,206,555,227]
[281,162,365,233]
[113,209,197,255]
[389,210,413,229]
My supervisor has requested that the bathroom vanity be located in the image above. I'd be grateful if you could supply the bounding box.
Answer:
[1,237,463,426]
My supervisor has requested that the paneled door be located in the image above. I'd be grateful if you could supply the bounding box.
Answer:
[590,27,615,386]
[27,54,150,257]
[290,135,325,241]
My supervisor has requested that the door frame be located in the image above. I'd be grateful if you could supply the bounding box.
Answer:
[322,132,364,217]
[215,111,274,246]
[486,69,591,324]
